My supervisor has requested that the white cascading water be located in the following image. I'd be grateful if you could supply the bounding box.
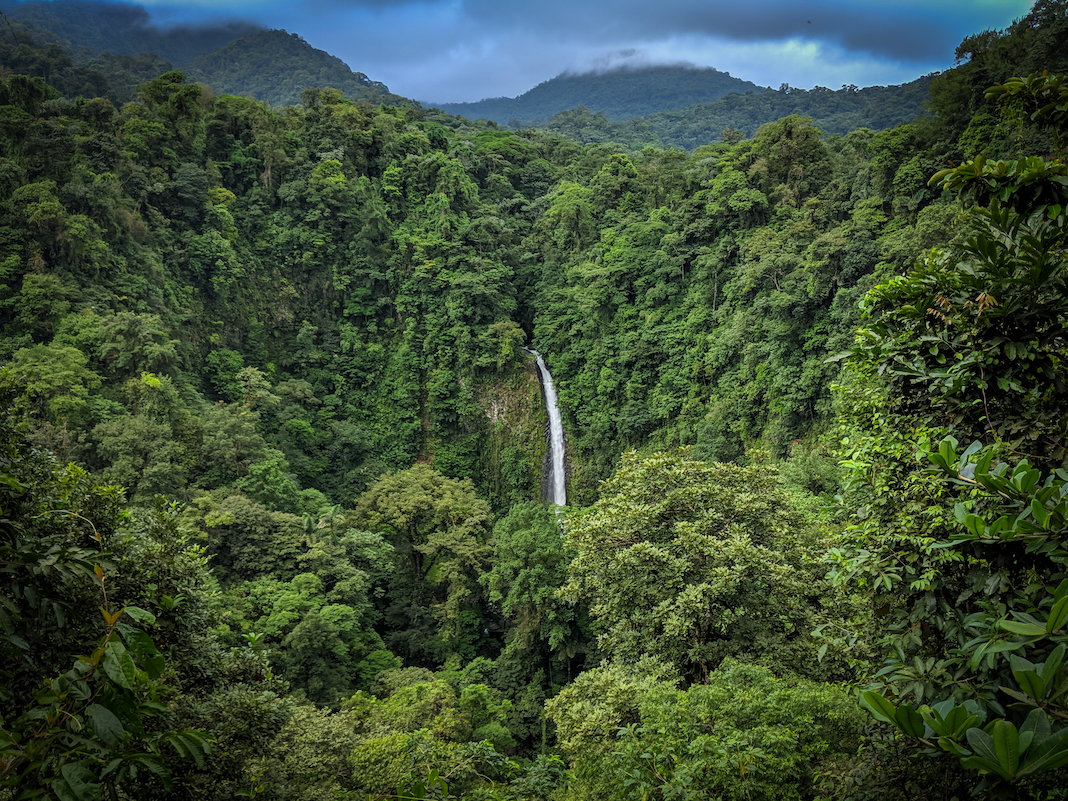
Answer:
[524,348,566,507]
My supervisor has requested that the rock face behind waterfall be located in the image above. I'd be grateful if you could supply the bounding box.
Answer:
[475,356,550,511]
[393,350,559,513]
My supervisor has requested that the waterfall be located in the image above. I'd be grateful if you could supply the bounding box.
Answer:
[524,348,566,507]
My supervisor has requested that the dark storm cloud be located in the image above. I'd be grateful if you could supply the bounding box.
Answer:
[249,0,1015,61]
[460,0,956,61]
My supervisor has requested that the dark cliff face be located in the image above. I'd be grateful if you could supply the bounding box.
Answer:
[477,356,548,512]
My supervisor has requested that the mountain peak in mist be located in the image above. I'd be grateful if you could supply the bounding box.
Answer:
[430,63,765,125]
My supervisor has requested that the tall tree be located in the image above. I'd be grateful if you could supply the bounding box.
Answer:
[353,465,493,663]
[562,449,836,682]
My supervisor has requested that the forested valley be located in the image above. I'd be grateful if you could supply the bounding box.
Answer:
[1,1,1068,799]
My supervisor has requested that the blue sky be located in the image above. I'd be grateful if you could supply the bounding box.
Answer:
[140,0,1034,103]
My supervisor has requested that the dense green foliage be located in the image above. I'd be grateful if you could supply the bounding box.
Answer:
[561,450,837,682]
[0,21,110,100]
[2,1,1068,799]
[0,371,281,799]
[436,66,931,153]
[828,70,1068,795]
[529,112,959,499]
[433,65,763,124]
[546,658,864,800]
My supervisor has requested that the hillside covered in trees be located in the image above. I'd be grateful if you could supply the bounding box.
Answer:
[1,1,1068,800]
[183,29,409,108]
[437,67,933,151]
[4,0,405,108]
[535,74,935,149]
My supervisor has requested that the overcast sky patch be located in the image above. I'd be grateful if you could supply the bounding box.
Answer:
[135,0,1034,102]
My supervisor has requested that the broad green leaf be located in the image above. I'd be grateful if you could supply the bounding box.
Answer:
[931,698,956,719]
[87,704,124,747]
[1016,468,1041,494]
[938,438,958,468]
[859,691,898,724]
[118,625,164,679]
[52,778,80,801]
[1011,655,1049,700]
[954,503,968,524]
[939,736,971,758]
[55,762,99,801]
[999,619,1047,637]
[1019,727,1068,776]
[961,755,1010,779]
[1041,644,1066,680]
[927,702,978,740]
[100,759,122,779]
[165,731,211,769]
[1031,498,1050,528]
[1019,729,1035,755]
[964,514,986,536]
[1055,579,1068,604]
[927,451,951,471]
[990,719,1021,777]
[102,641,136,690]
[954,715,980,740]
[974,449,996,478]
[895,704,926,738]
[123,606,156,626]
[988,515,1011,537]
[920,706,948,736]
[1000,686,1040,706]
[966,727,1004,776]
[971,639,1026,671]
[959,440,983,466]
[1048,597,1068,634]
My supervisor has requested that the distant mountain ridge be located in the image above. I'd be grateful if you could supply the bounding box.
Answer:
[539,75,936,150]
[432,65,765,124]
[5,0,408,108]
[184,30,409,107]
[5,0,260,64]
